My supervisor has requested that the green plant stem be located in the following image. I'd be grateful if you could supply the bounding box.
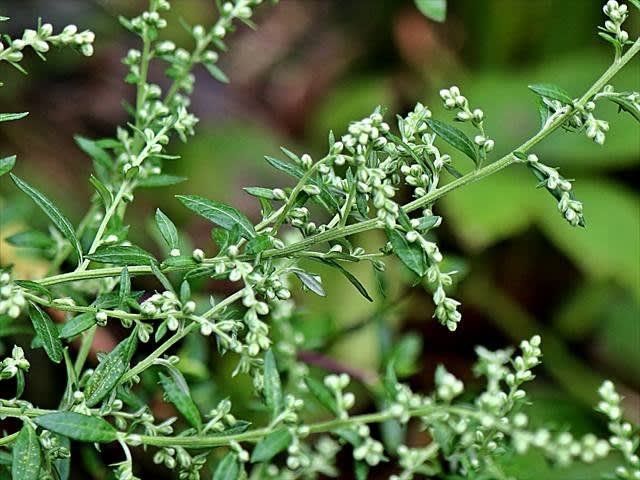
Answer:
[22,292,153,322]
[77,180,131,272]
[73,325,97,376]
[26,37,640,290]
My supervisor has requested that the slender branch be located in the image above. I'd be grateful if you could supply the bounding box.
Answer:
[23,37,640,293]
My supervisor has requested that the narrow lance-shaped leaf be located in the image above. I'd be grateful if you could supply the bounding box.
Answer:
[83,333,137,407]
[155,208,179,250]
[86,245,156,266]
[325,260,373,302]
[0,112,29,123]
[34,412,118,443]
[59,312,96,339]
[89,175,112,208]
[11,423,41,480]
[176,195,255,239]
[213,452,240,480]
[158,371,202,430]
[0,155,16,177]
[28,303,63,363]
[425,119,478,165]
[606,95,640,123]
[304,377,339,415]
[11,174,83,264]
[291,269,326,297]
[250,428,292,463]
[263,350,283,417]
[386,228,427,277]
[528,83,573,105]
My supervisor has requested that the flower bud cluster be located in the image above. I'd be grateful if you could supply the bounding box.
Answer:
[527,154,585,227]
[324,373,355,420]
[141,291,192,333]
[603,1,630,44]
[435,365,464,402]
[440,86,494,153]
[390,444,438,480]
[388,383,430,424]
[0,345,30,380]
[598,381,640,479]
[352,424,386,466]
[0,271,25,319]
[0,23,95,65]
[406,230,461,330]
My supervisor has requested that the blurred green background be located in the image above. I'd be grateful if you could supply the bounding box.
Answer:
[1,0,639,478]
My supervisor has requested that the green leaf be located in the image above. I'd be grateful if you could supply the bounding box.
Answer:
[245,235,273,255]
[291,269,326,296]
[355,460,370,480]
[263,350,283,417]
[158,372,202,430]
[414,0,447,22]
[86,245,156,266]
[155,209,179,250]
[11,174,83,264]
[250,428,292,463]
[60,312,96,339]
[325,260,373,302]
[11,423,41,480]
[89,175,112,208]
[606,95,640,123]
[0,112,29,123]
[212,452,240,480]
[5,230,54,250]
[0,155,16,177]
[176,195,255,239]
[34,412,118,443]
[304,377,338,415]
[28,303,63,363]
[75,136,113,182]
[138,174,187,188]
[628,0,640,9]
[244,187,277,200]
[425,119,478,165]
[204,63,230,83]
[14,281,51,300]
[386,228,426,277]
[528,83,573,105]
[84,333,136,407]
[119,267,131,308]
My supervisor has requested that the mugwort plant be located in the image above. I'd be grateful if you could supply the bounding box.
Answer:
[0,0,638,478]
